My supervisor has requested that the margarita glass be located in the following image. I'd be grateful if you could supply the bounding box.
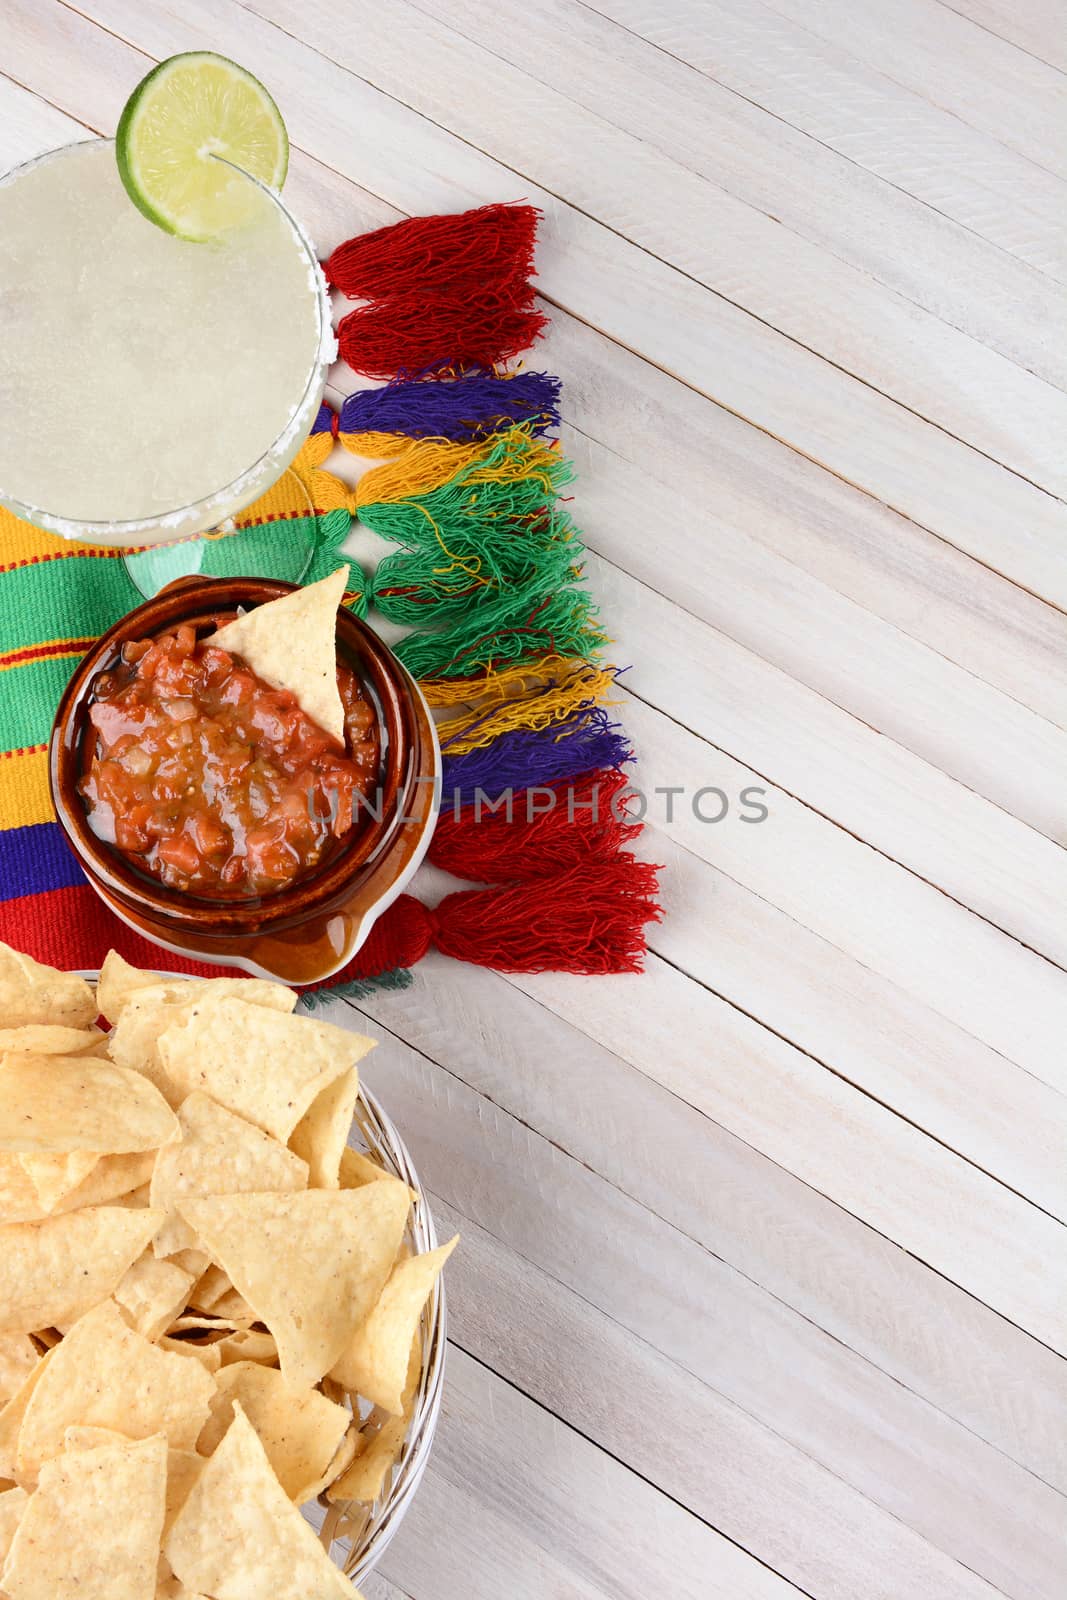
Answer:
[0,139,334,590]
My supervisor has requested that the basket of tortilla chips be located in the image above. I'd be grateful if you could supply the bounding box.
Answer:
[0,941,456,1597]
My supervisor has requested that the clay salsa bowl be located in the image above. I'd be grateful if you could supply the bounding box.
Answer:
[49,576,440,984]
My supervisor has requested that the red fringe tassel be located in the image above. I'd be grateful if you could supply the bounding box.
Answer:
[324,203,541,300]
[343,857,662,977]
[337,293,547,381]
[427,769,640,883]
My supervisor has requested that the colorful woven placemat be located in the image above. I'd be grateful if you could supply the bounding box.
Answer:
[0,203,660,995]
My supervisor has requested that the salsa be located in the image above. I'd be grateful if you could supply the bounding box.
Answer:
[80,621,380,898]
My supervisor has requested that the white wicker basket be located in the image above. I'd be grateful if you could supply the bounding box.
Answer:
[316,1077,447,1586]
[81,972,445,1592]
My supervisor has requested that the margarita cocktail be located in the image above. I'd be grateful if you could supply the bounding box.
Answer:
[0,136,331,547]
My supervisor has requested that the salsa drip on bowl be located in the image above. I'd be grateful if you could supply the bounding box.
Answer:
[79,619,381,898]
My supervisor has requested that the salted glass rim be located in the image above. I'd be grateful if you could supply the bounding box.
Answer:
[0,137,334,543]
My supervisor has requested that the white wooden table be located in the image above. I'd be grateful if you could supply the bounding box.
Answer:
[4,2,1066,1595]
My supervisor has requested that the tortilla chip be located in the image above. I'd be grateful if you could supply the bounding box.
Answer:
[164,1402,356,1599]
[166,1316,251,1337]
[150,1093,308,1258]
[0,1155,45,1225]
[156,1577,212,1600]
[186,1264,232,1312]
[165,1248,212,1281]
[18,1151,99,1212]
[331,1237,457,1413]
[61,1430,204,1543]
[339,1145,418,1205]
[0,1055,178,1154]
[178,1182,409,1390]
[0,1026,103,1056]
[0,1351,53,1480]
[52,1152,157,1216]
[108,980,294,1107]
[0,1206,163,1335]
[215,1329,278,1368]
[327,1337,421,1507]
[17,1301,214,1477]
[209,1288,253,1322]
[197,1362,350,1504]
[0,1482,28,1563]
[0,1338,37,1407]
[210,566,350,745]
[157,1339,222,1376]
[114,1254,197,1342]
[158,1000,371,1145]
[338,1147,384,1188]
[2,1432,166,1599]
[326,1412,406,1506]
[0,944,96,1030]
[97,952,296,1028]
[300,1425,359,1503]
[289,1066,364,1190]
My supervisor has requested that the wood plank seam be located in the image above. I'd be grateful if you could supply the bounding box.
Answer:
[444,1332,818,1598]
[619,680,1067,979]
[572,0,1066,277]
[642,939,1066,1226]
[341,992,1067,1374]
[235,0,1067,502]
[400,0,1067,393]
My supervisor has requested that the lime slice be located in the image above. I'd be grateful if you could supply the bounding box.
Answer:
[116,52,289,241]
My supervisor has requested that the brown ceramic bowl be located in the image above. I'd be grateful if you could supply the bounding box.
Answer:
[49,576,440,984]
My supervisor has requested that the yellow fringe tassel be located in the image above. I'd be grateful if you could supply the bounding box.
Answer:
[338,429,418,460]
[428,656,619,754]
[347,427,563,510]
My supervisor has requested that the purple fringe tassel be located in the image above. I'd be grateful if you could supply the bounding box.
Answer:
[339,369,562,441]
[441,711,634,802]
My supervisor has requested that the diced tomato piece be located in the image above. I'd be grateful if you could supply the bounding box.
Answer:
[157,832,200,876]
[191,814,230,856]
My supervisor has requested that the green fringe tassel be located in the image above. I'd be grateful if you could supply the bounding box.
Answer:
[298,967,414,1010]
[393,575,607,679]
[370,505,583,625]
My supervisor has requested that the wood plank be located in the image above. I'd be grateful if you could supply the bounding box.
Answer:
[360,1576,415,1600]
[939,0,1067,73]
[381,1469,637,1600]
[241,0,1067,497]
[579,0,1067,279]
[42,0,1067,603]
[536,312,1067,731]
[334,985,1067,1491]
[565,424,1067,835]
[766,0,1067,178]
[388,1349,793,1600]
[512,888,1067,1224]
[593,562,1067,972]
[404,0,1067,390]
[434,1199,1066,1600]
[610,698,1066,1091]
[353,907,1067,1351]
